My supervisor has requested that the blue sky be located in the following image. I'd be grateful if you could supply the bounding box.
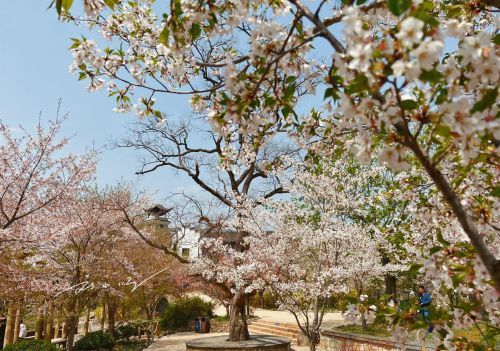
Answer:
[0,1,339,202]
[0,1,195,199]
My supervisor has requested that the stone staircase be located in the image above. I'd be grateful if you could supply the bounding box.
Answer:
[248,320,300,343]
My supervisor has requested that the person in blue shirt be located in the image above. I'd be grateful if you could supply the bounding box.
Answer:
[418,285,434,332]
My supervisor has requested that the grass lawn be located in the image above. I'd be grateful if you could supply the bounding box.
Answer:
[334,323,391,338]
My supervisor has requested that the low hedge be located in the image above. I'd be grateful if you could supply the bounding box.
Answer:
[4,339,57,351]
[74,331,115,351]
[160,296,213,332]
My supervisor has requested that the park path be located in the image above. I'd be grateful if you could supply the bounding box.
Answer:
[146,294,345,351]
[145,306,345,351]
[145,332,227,351]
[145,332,310,351]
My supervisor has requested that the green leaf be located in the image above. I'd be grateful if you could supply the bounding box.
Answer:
[159,26,169,45]
[387,0,412,16]
[172,0,183,17]
[452,272,466,287]
[296,21,303,34]
[356,0,368,4]
[429,246,443,255]
[324,87,333,99]
[407,263,422,274]
[104,0,118,10]
[491,186,500,198]
[471,88,498,114]
[420,69,443,85]
[345,74,368,94]
[62,0,74,11]
[436,231,451,246]
[493,33,500,45]
[284,83,296,100]
[400,99,418,110]
[413,11,439,27]
[191,23,202,41]
[56,0,63,14]
[282,105,293,118]
[434,124,451,138]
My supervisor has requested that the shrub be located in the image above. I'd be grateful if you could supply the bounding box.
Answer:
[74,331,115,351]
[114,324,138,340]
[4,339,57,351]
[160,297,213,332]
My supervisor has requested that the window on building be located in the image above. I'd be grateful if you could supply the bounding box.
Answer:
[181,248,190,257]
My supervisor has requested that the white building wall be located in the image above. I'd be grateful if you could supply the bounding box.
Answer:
[176,227,201,260]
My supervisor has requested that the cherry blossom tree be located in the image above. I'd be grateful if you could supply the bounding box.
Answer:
[53,0,500,347]
[192,161,402,350]
[44,187,128,350]
[0,111,96,347]
[0,114,95,237]
[58,0,499,290]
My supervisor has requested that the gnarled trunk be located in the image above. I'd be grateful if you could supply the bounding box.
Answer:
[228,291,249,341]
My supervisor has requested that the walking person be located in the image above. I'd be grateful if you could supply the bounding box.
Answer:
[417,285,434,333]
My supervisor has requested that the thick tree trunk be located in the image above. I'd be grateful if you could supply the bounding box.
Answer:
[385,275,397,300]
[13,306,21,343]
[107,302,117,336]
[83,307,90,335]
[228,291,250,341]
[246,295,250,316]
[61,321,68,339]
[54,321,61,339]
[3,304,16,347]
[44,304,54,342]
[66,294,79,351]
[34,314,44,340]
[66,316,78,351]
[100,304,106,331]
[44,318,54,341]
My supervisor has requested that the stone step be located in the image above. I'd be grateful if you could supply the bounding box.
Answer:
[249,321,299,335]
[248,323,299,341]
[251,320,298,330]
[248,324,298,336]
[248,326,297,340]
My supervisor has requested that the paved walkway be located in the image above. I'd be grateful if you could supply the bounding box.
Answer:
[145,306,344,351]
[249,308,344,327]
[145,332,310,351]
[146,295,345,351]
[145,332,227,351]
